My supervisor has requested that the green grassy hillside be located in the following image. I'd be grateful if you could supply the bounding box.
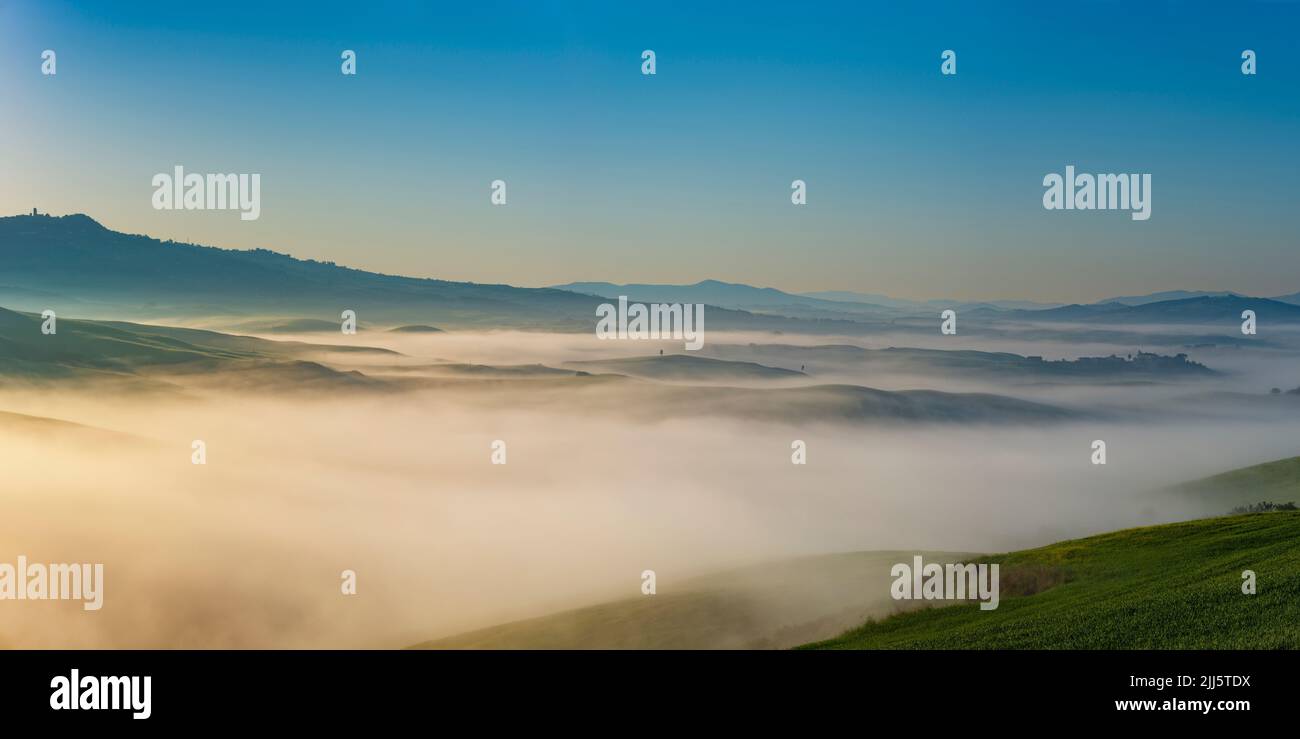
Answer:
[412,455,1300,650]
[1170,455,1300,511]
[410,551,975,650]
[803,512,1300,649]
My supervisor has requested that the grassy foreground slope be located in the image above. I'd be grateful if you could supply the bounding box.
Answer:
[803,512,1300,649]
[411,552,975,650]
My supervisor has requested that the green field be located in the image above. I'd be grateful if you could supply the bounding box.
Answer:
[803,511,1300,649]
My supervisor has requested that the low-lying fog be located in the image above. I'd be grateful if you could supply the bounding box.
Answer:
[1,327,1297,648]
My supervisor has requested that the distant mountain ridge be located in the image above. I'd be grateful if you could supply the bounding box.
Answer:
[1000,295,1300,325]
[0,214,860,333]
[799,289,1063,311]
[555,280,1065,314]
[551,279,897,315]
[5,214,1296,329]
[553,280,1300,323]
[1099,290,1238,306]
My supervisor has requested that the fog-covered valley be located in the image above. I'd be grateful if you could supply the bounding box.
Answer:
[3,306,1298,648]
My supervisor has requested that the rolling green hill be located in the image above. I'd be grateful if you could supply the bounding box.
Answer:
[409,551,975,650]
[413,456,1300,650]
[1168,455,1300,512]
[803,512,1300,649]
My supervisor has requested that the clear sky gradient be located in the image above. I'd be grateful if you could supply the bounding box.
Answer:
[1,0,1296,302]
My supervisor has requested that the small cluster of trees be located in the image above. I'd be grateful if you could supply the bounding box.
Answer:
[1229,501,1298,514]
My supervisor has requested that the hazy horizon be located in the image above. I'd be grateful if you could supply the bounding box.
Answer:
[3,209,1293,307]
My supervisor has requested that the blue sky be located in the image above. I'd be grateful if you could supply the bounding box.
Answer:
[1,0,1296,301]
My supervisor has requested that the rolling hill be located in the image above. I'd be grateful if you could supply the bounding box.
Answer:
[805,456,1300,649]
[0,306,1082,423]
[699,343,1217,382]
[1168,455,1300,512]
[411,455,1300,650]
[803,511,1300,649]
[0,306,393,390]
[410,551,977,650]
[414,510,1300,649]
[551,279,896,316]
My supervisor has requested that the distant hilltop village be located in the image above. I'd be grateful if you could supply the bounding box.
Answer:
[1026,351,1211,374]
